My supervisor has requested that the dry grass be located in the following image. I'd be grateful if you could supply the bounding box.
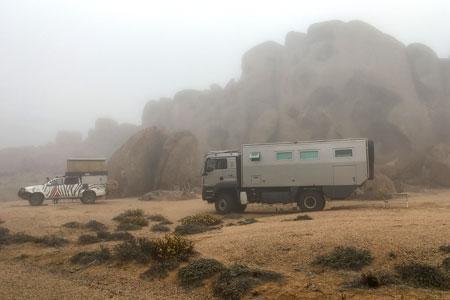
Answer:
[313,246,373,270]
[150,223,171,233]
[180,214,222,226]
[395,263,450,290]
[70,246,111,265]
[178,258,224,288]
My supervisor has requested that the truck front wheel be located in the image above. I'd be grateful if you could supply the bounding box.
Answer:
[215,194,234,214]
[298,191,325,212]
[29,193,44,206]
[81,191,96,204]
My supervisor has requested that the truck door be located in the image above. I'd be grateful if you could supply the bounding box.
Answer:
[333,165,357,186]
[203,157,237,187]
[63,176,82,198]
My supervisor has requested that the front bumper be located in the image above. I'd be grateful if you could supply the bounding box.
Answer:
[18,188,31,200]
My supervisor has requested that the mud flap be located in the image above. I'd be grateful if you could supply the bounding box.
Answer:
[240,191,248,205]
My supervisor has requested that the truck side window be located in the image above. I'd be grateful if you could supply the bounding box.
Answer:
[335,149,353,158]
[215,159,227,169]
[205,159,215,172]
[276,151,293,160]
[64,176,79,185]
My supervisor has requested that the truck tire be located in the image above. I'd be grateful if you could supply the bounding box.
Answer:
[234,203,247,213]
[29,193,44,206]
[298,191,325,212]
[215,193,235,214]
[81,191,96,204]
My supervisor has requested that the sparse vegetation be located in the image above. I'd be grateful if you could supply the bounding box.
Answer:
[439,245,450,254]
[0,227,68,247]
[293,214,313,221]
[152,234,194,262]
[0,227,10,244]
[442,257,450,271]
[84,220,108,232]
[213,264,283,299]
[62,221,83,229]
[151,223,171,233]
[96,231,133,241]
[147,214,172,224]
[35,235,69,247]
[114,237,156,264]
[113,210,148,231]
[388,251,397,259]
[141,260,180,281]
[70,246,111,265]
[9,232,38,244]
[237,218,258,225]
[113,209,145,222]
[180,214,222,226]
[348,270,399,288]
[313,246,373,270]
[395,263,450,290]
[178,258,224,288]
[78,234,101,245]
[175,223,212,235]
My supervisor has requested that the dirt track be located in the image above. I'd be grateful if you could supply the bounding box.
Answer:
[1,190,450,299]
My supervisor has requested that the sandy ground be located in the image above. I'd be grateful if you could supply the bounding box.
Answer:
[0,190,450,299]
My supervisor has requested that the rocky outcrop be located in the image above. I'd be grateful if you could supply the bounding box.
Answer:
[142,20,450,187]
[107,128,199,197]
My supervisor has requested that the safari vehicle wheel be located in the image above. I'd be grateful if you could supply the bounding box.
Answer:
[29,193,44,206]
[215,194,234,214]
[298,191,325,212]
[81,191,96,204]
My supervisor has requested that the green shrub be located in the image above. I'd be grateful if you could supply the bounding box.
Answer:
[70,246,111,265]
[113,209,145,222]
[141,260,180,281]
[439,245,450,254]
[84,220,107,232]
[113,237,156,264]
[443,258,450,271]
[153,234,194,262]
[213,264,283,299]
[78,234,101,245]
[175,224,211,235]
[180,214,222,226]
[178,258,224,287]
[147,214,172,224]
[151,224,171,233]
[395,263,450,290]
[35,235,69,247]
[313,246,373,271]
[115,215,148,231]
[62,221,84,229]
[96,231,133,241]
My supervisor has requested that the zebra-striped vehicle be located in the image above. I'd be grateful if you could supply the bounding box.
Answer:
[18,175,107,206]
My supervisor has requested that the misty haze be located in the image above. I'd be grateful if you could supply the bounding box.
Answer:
[1,1,450,299]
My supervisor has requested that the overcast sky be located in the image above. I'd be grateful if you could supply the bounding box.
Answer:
[0,0,449,149]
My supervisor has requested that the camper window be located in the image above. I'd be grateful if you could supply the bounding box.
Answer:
[249,152,261,161]
[276,151,293,160]
[64,176,79,185]
[335,149,353,158]
[300,150,319,160]
[215,158,227,169]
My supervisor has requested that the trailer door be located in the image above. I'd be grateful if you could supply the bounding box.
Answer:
[333,165,356,185]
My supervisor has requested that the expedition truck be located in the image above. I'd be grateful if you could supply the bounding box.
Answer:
[202,139,374,214]
[18,158,108,206]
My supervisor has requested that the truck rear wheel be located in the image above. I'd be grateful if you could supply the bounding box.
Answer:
[29,193,44,206]
[298,191,325,212]
[215,194,234,214]
[81,191,96,204]
[234,203,247,213]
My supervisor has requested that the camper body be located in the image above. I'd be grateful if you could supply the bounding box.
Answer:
[18,158,107,206]
[202,139,374,214]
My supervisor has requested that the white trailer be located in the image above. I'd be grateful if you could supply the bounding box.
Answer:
[202,139,374,213]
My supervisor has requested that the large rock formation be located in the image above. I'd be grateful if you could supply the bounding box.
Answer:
[142,20,450,187]
[107,128,199,197]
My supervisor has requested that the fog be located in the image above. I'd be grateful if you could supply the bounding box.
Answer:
[0,0,449,149]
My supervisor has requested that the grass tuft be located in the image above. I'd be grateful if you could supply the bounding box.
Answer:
[113,210,148,231]
[96,231,134,241]
[62,221,84,229]
[70,246,111,265]
[78,234,101,245]
[153,234,194,262]
[442,258,450,271]
[395,263,450,290]
[175,224,212,235]
[180,214,222,226]
[113,237,156,264]
[35,235,69,247]
[213,264,283,300]
[141,260,180,281]
[439,245,450,254]
[151,224,171,233]
[237,218,258,225]
[313,246,373,271]
[84,220,107,232]
[178,258,224,288]
[113,209,145,222]
[147,214,172,224]
[348,270,399,289]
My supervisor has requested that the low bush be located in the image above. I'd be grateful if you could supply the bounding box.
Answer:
[35,235,69,247]
[62,221,84,229]
[348,270,399,288]
[147,214,172,224]
[78,234,101,245]
[113,209,145,222]
[178,258,224,288]
[180,214,222,226]
[213,264,283,300]
[70,246,111,265]
[114,237,156,264]
[313,246,373,271]
[293,214,313,221]
[153,234,194,262]
[151,224,171,233]
[395,263,450,290]
[443,258,450,271]
[9,232,38,244]
[96,231,133,241]
[175,224,211,235]
[141,260,180,281]
[115,215,148,231]
[0,227,10,244]
[85,220,108,232]
[439,245,450,254]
